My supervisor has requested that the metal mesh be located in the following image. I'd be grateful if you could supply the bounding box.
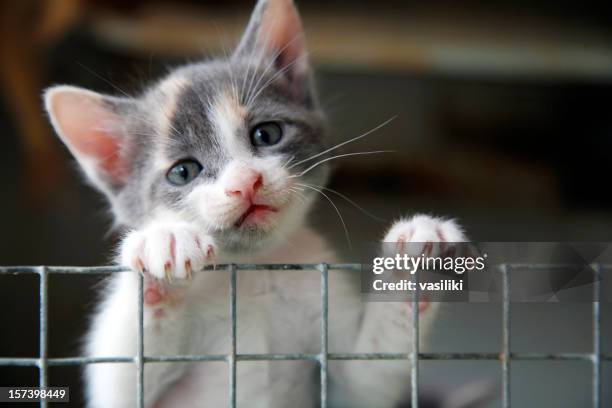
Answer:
[0,263,608,408]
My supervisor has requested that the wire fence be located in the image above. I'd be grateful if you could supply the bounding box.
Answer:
[0,263,609,408]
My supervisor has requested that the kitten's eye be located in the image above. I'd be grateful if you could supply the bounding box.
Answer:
[166,160,203,186]
[250,122,283,147]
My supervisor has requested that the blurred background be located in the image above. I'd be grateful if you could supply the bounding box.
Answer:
[0,0,611,407]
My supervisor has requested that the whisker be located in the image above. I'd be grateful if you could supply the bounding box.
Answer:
[282,155,296,170]
[290,150,394,178]
[299,184,352,250]
[215,25,242,105]
[288,188,307,205]
[289,117,397,170]
[243,25,275,108]
[76,61,131,98]
[258,185,296,199]
[240,20,273,105]
[240,14,279,106]
[296,182,385,223]
[245,33,305,107]
[239,61,252,104]
[245,53,308,109]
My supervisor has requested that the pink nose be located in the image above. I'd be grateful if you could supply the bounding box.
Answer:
[225,170,263,200]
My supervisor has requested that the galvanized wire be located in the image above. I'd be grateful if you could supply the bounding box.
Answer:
[1,352,610,367]
[229,264,237,408]
[592,263,602,408]
[0,263,607,408]
[411,264,420,407]
[319,263,329,408]
[136,272,145,408]
[501,264,511,408]
[38,266,48,408]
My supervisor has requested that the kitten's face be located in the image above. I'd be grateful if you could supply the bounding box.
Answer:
[130,60,327,251]
[45,0,328,253]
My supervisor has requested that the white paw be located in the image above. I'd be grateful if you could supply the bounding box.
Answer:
[120,223,215,281]
[383,214,467,256]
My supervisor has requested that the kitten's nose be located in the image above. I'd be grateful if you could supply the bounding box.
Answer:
[225,170,263,200]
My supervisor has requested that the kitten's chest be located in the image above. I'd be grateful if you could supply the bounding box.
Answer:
[153,272,324,408]
[188,269,323,354]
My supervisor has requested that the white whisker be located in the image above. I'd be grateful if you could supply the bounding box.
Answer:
[245,33,305,107]
[296,182,385,223]
[289,117,396,170]
[288,188,307,205]
[246,53,308,109]
[298,184,351,249]
[291,150,394,178]
[243,30,273,107]
[282,155,296,170]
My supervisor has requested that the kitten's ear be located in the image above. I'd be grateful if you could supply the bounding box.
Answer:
[44,85,134,195]
[234,0,313,105]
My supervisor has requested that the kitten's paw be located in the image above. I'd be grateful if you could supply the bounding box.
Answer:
[383,214,467,312]
[383,214,467,256]
[120,223,215,282]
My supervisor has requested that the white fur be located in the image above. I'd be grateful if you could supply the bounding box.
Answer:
[86,212,466,407]
[188,157,299,234]
[121,223,214,280]
[384,214,467,244]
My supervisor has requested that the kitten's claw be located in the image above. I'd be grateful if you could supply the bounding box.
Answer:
[164,262,173,283]
[134,257,145,274]
[185,260,193,280]
[121,223,216,282]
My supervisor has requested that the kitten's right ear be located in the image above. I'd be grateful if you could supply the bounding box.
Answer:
[234,0,313,105]
[44,86,134,196]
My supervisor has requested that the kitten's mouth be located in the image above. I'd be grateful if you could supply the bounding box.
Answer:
[234,204,277,228]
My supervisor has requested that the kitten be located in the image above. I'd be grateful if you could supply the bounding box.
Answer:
[44,0,466,407]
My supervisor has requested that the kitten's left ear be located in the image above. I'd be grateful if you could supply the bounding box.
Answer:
[234,0,314,105]
[44,85,135,196]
